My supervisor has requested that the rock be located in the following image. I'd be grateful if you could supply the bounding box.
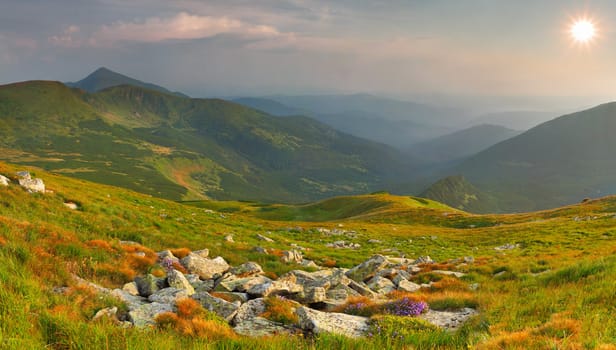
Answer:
[0,175,9,186]
[224,235,234,242]
[299,287,326,304]
[325,241,361,249]
[420,308,478,330]
[212,292,249,303]
[128,302,173,327]
[256,233,274,242]
[148,288,190,305]
[346,255,389,282]
[166,269,195,295]
[92,306,118,322]
[192,279,215,293]
[347,280,377,298]
[110,289,147,310]
[281,250,303,264]
[229,262,263,277]
[216,275,272,293]
[375,268,399,279]
[414,256,434,264]
[63,202,78,210]
[367,276,396,294]
[122,282,140,296]
[432,270,466,278]
[193,249,210,258]
[397,279,421,293]
[368,239,381,244]
[192,292,240,321]
[247,275,303,298]
[296,306,369,338]
[181,254,229,279]
[157,250,180,264]
[254,246,268,254]
[18,177,45,193]
[232,298,266,325]
[234,317,296,337]
[134,274,166,297]
[494,243,519,251]
[301,259,319,269]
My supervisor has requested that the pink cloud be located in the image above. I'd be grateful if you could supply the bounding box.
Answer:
[89,12,282,46]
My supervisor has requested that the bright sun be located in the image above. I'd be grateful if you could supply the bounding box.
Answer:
[570,19,596,43]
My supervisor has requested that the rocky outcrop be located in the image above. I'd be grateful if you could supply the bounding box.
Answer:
[419,308,478,330]
[16,172,45,193]
[296,306,369,338]
[128,302,173,327]
[346,255,388,282]
[166,269,195,295]
[192,292,240,321]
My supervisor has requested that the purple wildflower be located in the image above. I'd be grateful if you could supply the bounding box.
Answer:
[386,297,428,316]
[161,257,174,270]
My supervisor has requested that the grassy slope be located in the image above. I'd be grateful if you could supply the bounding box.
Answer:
[0,81,413,203]
[1,162,615,349]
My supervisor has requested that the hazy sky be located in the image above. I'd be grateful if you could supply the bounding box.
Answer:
[1,0,616,102]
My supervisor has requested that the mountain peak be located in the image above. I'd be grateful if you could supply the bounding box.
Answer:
[66,67,189,98]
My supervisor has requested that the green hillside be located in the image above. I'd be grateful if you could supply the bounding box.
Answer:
[420,175,498,213]
[0,81,413,203]
[2,161,616,349]
[453,102,616,212]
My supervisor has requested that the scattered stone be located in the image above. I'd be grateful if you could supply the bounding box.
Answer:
[367,276,396,294]
[216,275,272,293]
[253,246,268,254]
[301,259,319,269]
[17,173,45,193]
[247,274,303,297]
[296,306,369,338]
[232,298,266,325]
[368,239,381,244]
[213,292,249,303]
[346,255,388,282]
[148,288,190,305]
[166,269,195,295]
[397,279,421,292]
[494,243,520,251]
[122,282,140,296]
[419,308,478,330]
[256,233,274,242]
[92,307,118,322]
[63,202,78,210]
[414,256,434,264]
[297,286,326,304]
[281,250,303,264]
[134,274,166,297]
[234,317,296,337]
[325,240,361,249]
[193,249,210,258]
[432,270,466,278]
[0,175,9,186]
[224,235,234,243]
[192,292,240,321]
[128,302,173,327]
[229,262,263,277]
[110,289,148,310]
[181,254,229,279]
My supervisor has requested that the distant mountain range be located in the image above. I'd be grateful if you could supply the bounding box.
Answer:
[410,124,521,164]
[0,72,416,203]
[430,102,616,212]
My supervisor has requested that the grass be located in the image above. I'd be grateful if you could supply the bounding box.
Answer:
[1,161,616,348]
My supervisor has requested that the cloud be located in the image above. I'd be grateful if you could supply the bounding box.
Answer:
[48,25,81,47]
[88,12,283,46]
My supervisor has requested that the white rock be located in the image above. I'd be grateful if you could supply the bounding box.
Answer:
[296,306,369,338]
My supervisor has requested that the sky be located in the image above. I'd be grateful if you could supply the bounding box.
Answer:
[1,0,616,107]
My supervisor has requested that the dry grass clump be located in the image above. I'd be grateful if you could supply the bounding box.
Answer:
[156,298,238,340]
[170,248,191,259]
[260,296,299,325]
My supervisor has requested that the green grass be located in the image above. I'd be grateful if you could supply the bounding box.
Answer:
[0,161,616,348]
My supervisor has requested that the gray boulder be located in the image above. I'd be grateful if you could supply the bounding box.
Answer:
[192,292,240,321]
[397,279,421,293]
[181,254,229,279]
[216,275,272,293]
[134,274,166,297]
[296,306,369,338]
[147,288,190,305]
[281,250,303,264]
[229,262,263,277]
[367,276,396,294]
[0,175,9,186]
[247,274,303,297]
[420,308,478,330]
[234,317,296,337]
[166,269,195,295]
[128,302,173,328]
[232,298,266,326]
[346,255,388,282]
[18,177,45,193]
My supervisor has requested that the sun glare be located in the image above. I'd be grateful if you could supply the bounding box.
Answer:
[570,19,596,43]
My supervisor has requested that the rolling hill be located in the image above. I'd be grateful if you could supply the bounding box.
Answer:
[410,124,521,163]
[0,80,415,202]
[451,102,616,212]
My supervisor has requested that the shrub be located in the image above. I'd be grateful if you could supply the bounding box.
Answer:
[176,298,202,319]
